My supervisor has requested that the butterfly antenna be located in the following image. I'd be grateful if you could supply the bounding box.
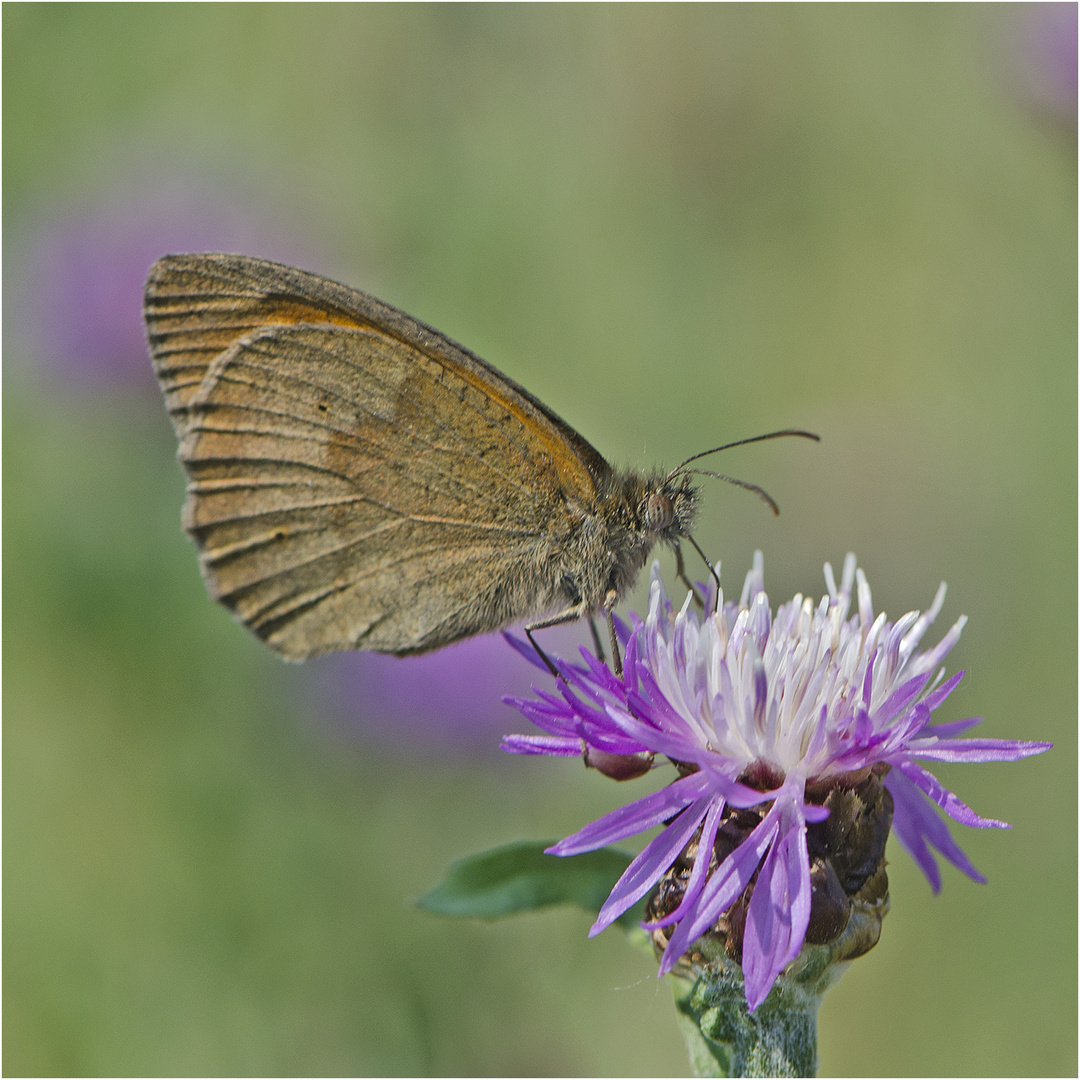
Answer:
[685,468,783,515]
[670,429,819,476]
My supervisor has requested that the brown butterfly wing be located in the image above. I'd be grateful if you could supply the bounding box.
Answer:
[145,254,613,659]
[144,253,611,480]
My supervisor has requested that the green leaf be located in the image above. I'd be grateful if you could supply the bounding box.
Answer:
[419,840,647,927]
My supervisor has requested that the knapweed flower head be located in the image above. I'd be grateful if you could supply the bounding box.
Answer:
[503,554,1050,1012]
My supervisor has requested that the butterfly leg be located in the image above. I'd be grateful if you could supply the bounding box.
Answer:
[675,543,706,611]
[524,592,624,679]
[587,615,608,666]
[524,603,587,679]
[684,536,722,615]
[601,590,625,678]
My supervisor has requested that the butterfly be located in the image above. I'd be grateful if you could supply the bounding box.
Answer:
[145,253,814,671]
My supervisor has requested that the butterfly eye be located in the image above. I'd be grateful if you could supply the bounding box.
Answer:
[644,492,675,532]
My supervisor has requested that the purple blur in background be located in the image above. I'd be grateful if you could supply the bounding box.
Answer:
[13,174,323,390]
[1004,2,1078,125]
[310,622,589,757]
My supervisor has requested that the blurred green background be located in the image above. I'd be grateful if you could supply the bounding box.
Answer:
[4,4,1075,1076]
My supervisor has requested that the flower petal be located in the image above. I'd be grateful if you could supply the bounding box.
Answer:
[905,737,1054,764]
[892,760,1009,829]
[644,796,727,930]
[925,715,983,737]
[742,803,812,1011]
[547,772,712,856]
[500,734,581,757]
[658,809,781,975]
[589,796,714,935]
[885,768,986,888]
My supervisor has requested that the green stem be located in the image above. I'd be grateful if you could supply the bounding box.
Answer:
[666,883,887,1076]
[669,945,853,1078]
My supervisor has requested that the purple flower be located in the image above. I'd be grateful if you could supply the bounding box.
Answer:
[504,553,1051,1011]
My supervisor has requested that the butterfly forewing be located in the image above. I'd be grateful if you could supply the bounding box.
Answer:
[147,255,613,659]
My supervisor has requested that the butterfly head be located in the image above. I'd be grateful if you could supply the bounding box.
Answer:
[641,470,698,544]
